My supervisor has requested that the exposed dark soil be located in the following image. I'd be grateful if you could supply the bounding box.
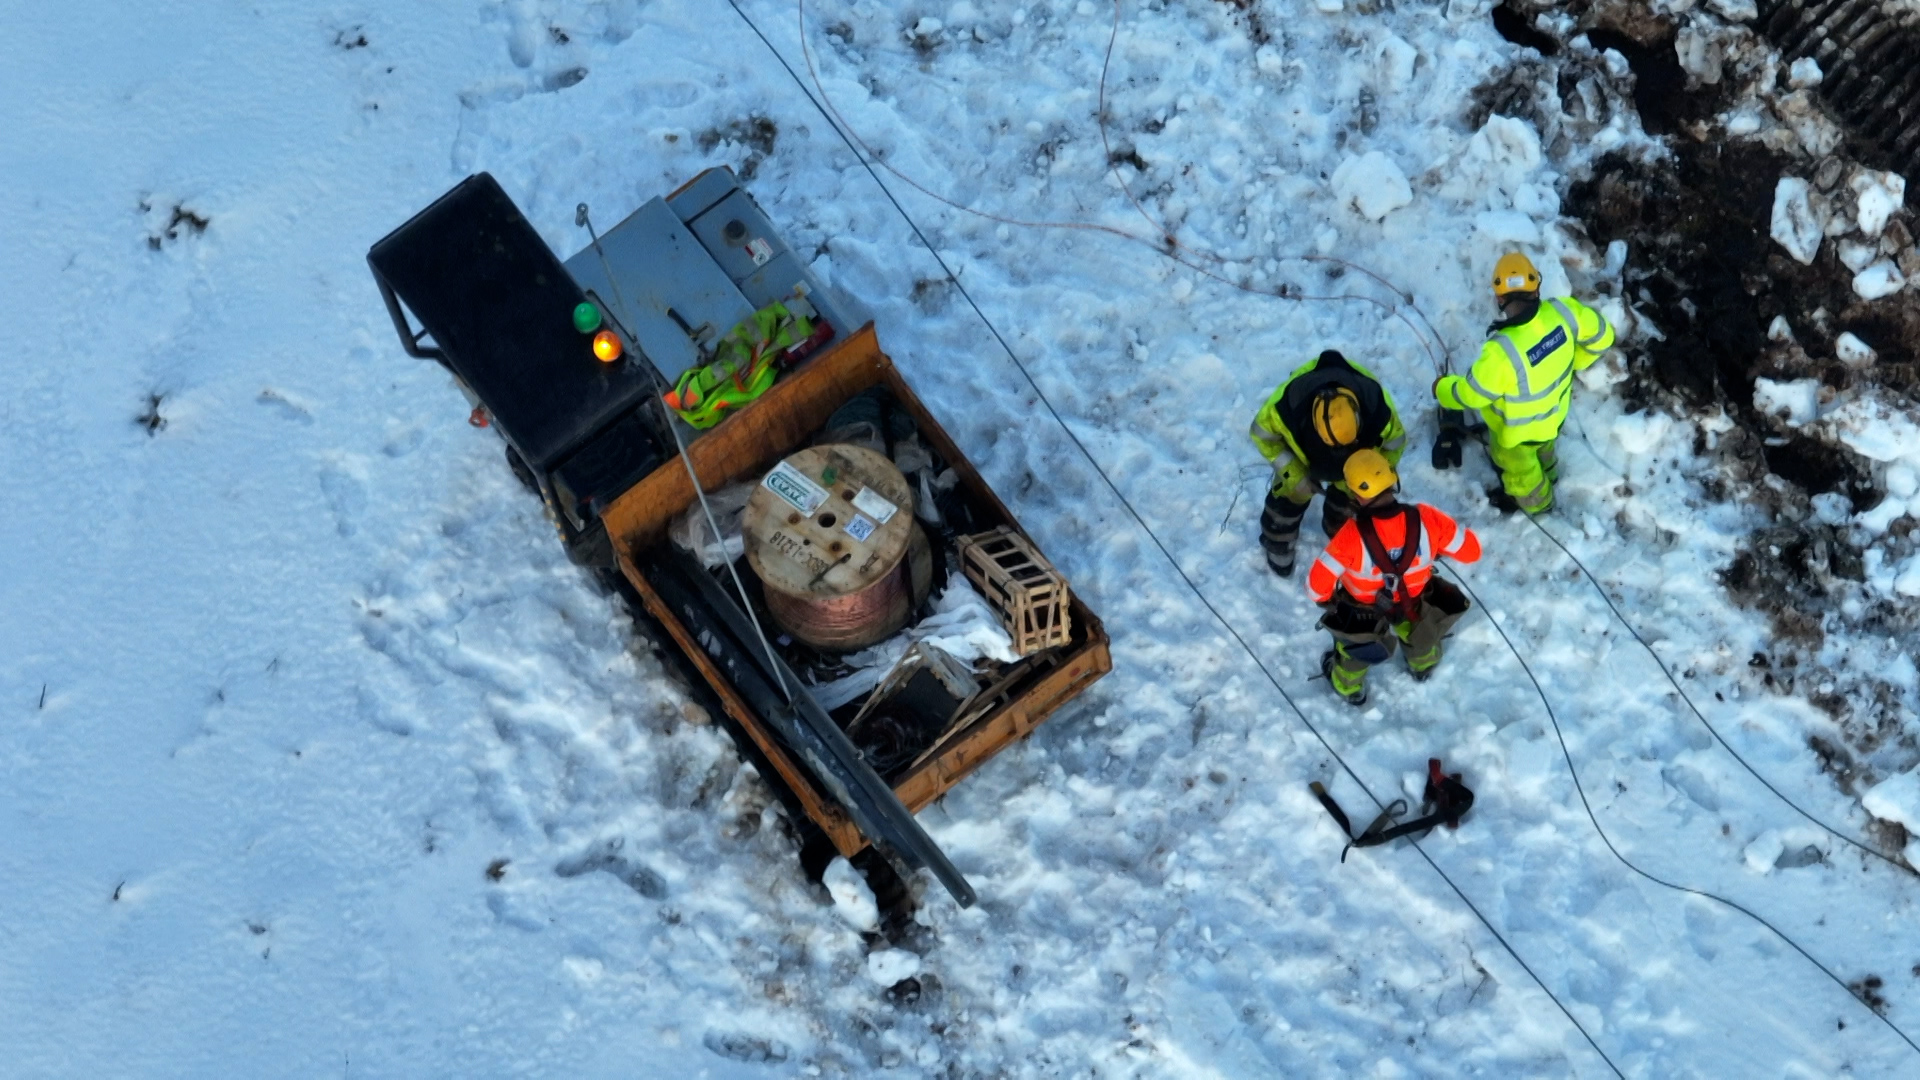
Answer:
[698,116,780,180]
[1495,2,1920,796]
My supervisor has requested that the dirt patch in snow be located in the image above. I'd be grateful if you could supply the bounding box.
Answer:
[1498,0,1920,791]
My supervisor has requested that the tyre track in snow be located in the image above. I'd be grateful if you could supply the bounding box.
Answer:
[1759,0,1920,179]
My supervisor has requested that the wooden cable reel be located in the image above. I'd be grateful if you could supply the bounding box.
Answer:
[742,444,931,650]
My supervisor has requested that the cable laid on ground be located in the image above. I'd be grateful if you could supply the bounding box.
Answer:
[725,2,1621,1072]
[1441,562,1920,1059]
[1521,511,1906,873]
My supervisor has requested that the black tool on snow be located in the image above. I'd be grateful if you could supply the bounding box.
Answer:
[1309,758,1475,862]
[1432,409,1467,470]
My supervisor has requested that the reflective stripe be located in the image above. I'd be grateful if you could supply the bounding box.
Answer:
[1493,335,1530,397]
[1546,300,1576,341]
[1440,525,1469,557]
[1315,551,1345,576]
[1464,366,1503,403]
[1249,419,1284,446]
[1507,367,1572,404]
[1381,431,1407,453]
[1549,298,1607,346]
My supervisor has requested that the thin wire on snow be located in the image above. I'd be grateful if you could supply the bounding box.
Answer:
[1523,512,1909,874]
[1443,562,1920,1058]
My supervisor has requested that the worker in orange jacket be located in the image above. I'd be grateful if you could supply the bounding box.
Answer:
[1307,449,1481,706]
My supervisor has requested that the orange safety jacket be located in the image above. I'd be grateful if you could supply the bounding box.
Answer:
[1307,503,1482,606]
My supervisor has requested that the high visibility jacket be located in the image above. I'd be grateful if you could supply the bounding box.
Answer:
[1308,503,1482,606]
[1435,296,1614,446]
[1249,352,1406,488]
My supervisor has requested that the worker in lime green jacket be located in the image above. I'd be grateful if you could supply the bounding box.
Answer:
[1249,350,1406,576]
[1433,252,1615,515]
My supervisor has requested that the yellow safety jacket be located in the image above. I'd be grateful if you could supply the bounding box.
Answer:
[1435,296,1614,446]
[1249,352,1406,496]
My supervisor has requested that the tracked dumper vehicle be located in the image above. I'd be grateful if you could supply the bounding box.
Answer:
[367,169,1111,906]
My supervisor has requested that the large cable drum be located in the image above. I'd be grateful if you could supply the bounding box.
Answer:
[742,444,927,650]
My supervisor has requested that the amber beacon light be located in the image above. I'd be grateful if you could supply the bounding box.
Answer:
[592,329,622,362]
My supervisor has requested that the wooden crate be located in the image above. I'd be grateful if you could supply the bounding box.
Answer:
[958,527,1072,655]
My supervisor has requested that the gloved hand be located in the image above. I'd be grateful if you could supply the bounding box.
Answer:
[1431,409,1466,470]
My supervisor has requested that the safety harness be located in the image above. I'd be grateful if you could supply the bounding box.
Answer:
[1353,505,1422,622]
[1309,759,1475,861]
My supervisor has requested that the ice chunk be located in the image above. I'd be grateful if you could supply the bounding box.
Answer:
[1810,492,1852,525]
[1513,182,1559,217]
[1752,377,1820,425]
[1611,409,1671,454]
[1676,25,1723,85]
[1827,397,1920,461]
[1835,331,1877,365]
[866,948,922,986]
[1473,209,1540,245]
[1603,239,1628,278]
[1467,115,1543,185]
[1895,558,1920,599]
[1863,768,1920,868]
[1377,35,1418,92]
[1887,463,1918,499]
[1766,314,1793,342]
[1838,238,1877,272]
[1851,169,1906,237]
[823,858,879,933]
[1859,496,1911,535]
[1331,151,1413,221]
[1853,260,1906,300]
[1709,0,1758,19]
[1315,0,1344,12]
[1770,177,1822,264]
[1743,830,1784,873]
[1787,57,1822,88]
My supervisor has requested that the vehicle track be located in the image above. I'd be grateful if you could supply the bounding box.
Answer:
[1759,0,1920,177]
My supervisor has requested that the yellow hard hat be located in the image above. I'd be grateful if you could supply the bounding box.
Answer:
[1343,448,1397,499]
[1492,252,1542,297]
[1311,388,1361,447]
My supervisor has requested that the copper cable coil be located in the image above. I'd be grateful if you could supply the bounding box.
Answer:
[765,558,912,651]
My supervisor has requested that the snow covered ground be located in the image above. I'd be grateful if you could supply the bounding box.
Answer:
[4,0,1918,1076]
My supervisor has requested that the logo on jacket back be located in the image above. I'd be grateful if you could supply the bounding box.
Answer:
[1525,326,1568,366]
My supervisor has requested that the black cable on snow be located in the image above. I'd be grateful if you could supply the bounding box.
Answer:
[1441,563,1920,1059]
[1521,512,1907,874]
[723,1,1623,1072]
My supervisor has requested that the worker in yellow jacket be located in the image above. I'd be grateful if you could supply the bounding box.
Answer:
[1249,350,1406,576]
[1433,252,1614,515]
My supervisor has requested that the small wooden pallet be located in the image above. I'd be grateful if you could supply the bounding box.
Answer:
[958,527,1072,655]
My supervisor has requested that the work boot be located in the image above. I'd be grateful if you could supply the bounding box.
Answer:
[1320,649,1369,707]
[1266,543,1296,578]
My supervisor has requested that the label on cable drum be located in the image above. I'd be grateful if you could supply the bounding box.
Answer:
[844,514,877,543]
[765,460,828,515]
[852,486,898,524]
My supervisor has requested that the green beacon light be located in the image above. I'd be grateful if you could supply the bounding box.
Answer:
[572,302,603,334]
